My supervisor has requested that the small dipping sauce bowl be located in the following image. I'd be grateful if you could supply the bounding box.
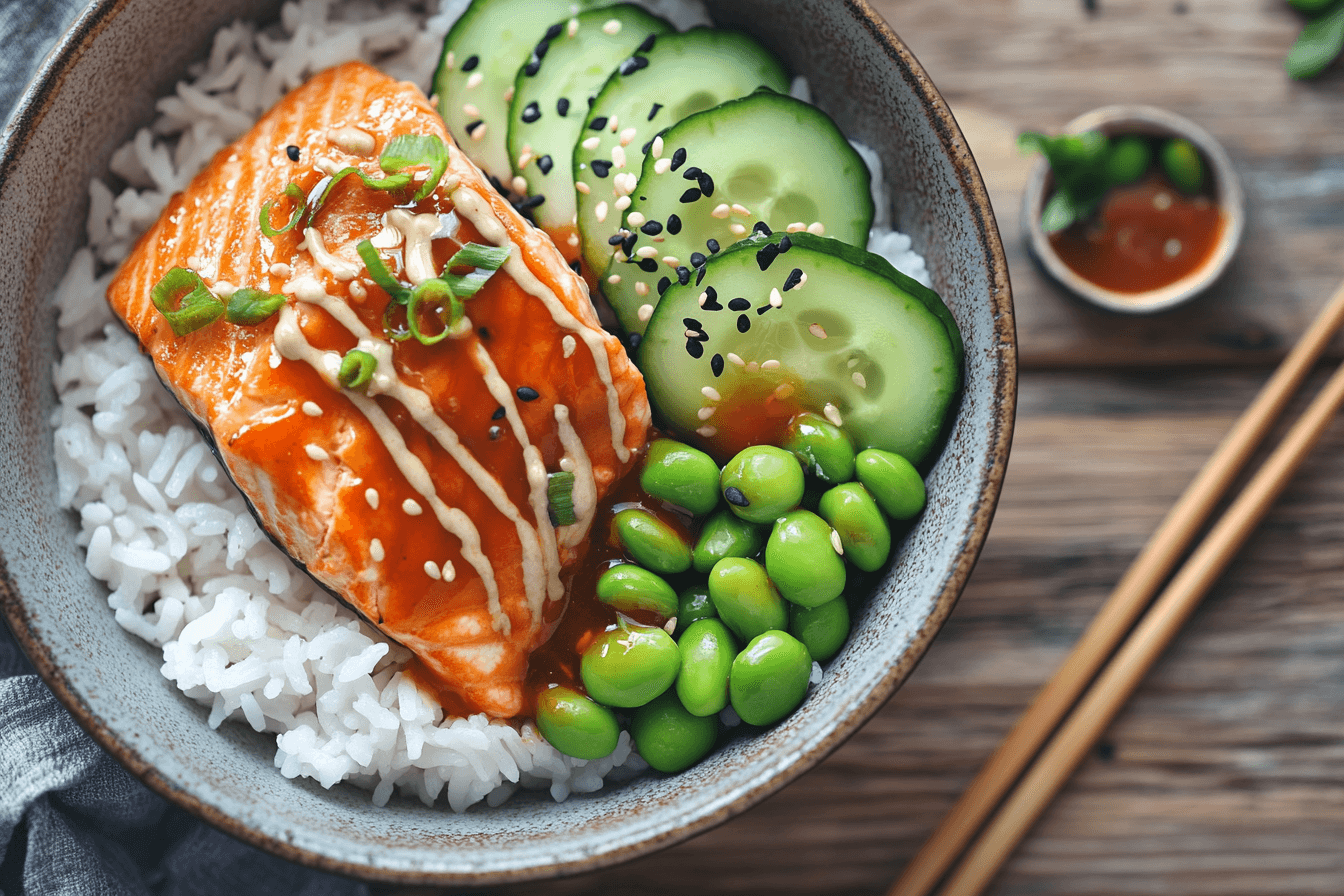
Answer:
[1022,104,1246,314]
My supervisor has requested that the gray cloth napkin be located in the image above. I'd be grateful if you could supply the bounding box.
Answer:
[1,3,368,894]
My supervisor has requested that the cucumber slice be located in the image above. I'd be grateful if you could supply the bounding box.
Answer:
[640,231,963,465]
[433,0,608,182]
[573,29,789,281]
[604,89,874,336]
[507,6,673,244]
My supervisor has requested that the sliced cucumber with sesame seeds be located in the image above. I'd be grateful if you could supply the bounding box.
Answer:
[640,231,962,465]
[506,6,673,246]
[573,29,789,281]
[433,0,610,182]
[603,89,874,336]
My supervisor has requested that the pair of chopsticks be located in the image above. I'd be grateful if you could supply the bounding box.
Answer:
[890,280,1344,896]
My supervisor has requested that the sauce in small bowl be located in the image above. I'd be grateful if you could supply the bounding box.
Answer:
[1022,105,1245,314]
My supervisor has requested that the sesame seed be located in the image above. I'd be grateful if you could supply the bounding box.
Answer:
[746,361,759,373]
[516,386,540,401]
[685,328,701,339]
[853,371,868,388]
[638,303,655,321]
[468,121,487,140]
[466,72,484,89]
[732,203,750,216]
[667,214,682,234]
[729,297,750,311]
[627,211,646,227]
[517,194,545,210]
[492,405,506,420]
[545,21,564,39]
[590,159,612,178]
[637,246,658,258]
[831,529,844,555]
[659,276,672,296]
[778,235,792,252]
[783,267,804,291]
[799,272,809,288]
[697,406,716,420]
[608,273,622,284]
[808,222,826,235]
[762,359,781,370]
[648,102,663,121]
[727,352,745,366]
[683,165,702,181]
[424,561,441,580]
[370,539,385,562]
[567,17,579,37]
[737,314,751,333]
[686,337,703,358]
[711,354,725,377]
[639,257,659,272]
[706,238,720,253]
[489,426,503,440]
[635,281,650,296]
[305,444,329,461]
[615,195,632,210]
[824,404,844,427]
[575,180,591,194]
[770,288,783,307]
[603,18,622,34]
[662,255,680,267]
[595,201,609,222]
[724,486,749,507]
[620,127,638,146]
[608,115,620,132]
[285,144,301,161]
[641,220,663,235]
[563,335,577,357]
[639,32,658,52]
[671,148,687,170]
[269,262,292,277]
[654,158,673,174]
[445,51,456,69]
[503,86,515,102]
[521,101,541,123]
[689,252,707,267]
[787,222,807,233]
[756,243,780,271]
[461,54,479,71]
[775,382,795,399]
[680,188,703,203]
[1164,238,1182,257]
[511,175,528,194]
[443,561,456,582]
[616,172,638,194]
[701,286,722,309]
[517,150,533,169]
[711,203,730,219]
[302,401,323,417]
[569,259,581,274]
[538,154,554,174]
[652,135,664,158]
[349,280,366,300]
[701,386,722,401]
[677,266,691,285]
[730,223,747,235]
[611,145,627,168]
[809,323,828,339]
[582,136,600,150]
[1154,192,1173,211]
[754,221,773,236]
[403,498,424,516]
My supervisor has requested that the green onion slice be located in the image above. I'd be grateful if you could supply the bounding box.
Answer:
[225,288,287,326]
[442,243,511,298]
[406,278,463,346]
[337,349,377,389]
[381,301,414,342]
[356,239,411,305]
[307,167,414,226]
[259,182,306,237]
[379,134,450,202]
[150,268,225,336]
[547,471,577,527]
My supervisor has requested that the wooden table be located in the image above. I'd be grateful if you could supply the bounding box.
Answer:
[391,2,1344,893]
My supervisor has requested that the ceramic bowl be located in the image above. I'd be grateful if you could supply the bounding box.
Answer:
[1021,104,1246,314]
[0,0,1014,885]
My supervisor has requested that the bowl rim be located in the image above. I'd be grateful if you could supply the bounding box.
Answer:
[0,0,1017,883]
[1020,103,1246,315]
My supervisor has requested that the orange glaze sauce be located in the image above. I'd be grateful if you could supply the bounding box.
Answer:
[1049,176,1224,294]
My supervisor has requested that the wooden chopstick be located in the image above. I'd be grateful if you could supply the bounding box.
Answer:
[889,279,1344,896]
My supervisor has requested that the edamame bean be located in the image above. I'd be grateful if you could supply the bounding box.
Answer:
[764,510,846,608]
[729,631,812,726]
[719,446,804,525]
[640,439,721,516]
[630,691,718,773]
[613,508,692,575]
[817,483,891,572]
[692,508,768,573]
[596,564,678,618]
[790,598,850,663]
[534,685,620,760]
[707,557,788,643]
[1160,137,1204,194]
[580,621,680,708]
[676,619,737,717]
[782,412,856,484]
[855,448,926,520]
[674,586,717,638]
[1103,135,1151,187]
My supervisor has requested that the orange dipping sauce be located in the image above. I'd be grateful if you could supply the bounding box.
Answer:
[1049,176,1224,294]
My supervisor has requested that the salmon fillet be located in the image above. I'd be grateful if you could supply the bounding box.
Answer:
[107,61,650,718]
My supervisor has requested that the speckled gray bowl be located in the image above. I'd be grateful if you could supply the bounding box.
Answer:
[0,0,1014,885]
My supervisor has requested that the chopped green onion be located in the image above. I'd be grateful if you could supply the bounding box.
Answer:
[547,471,577,527]
[225,288,286,325]
[356,240,411,305]
[150,268,224,336]
[442,242,511,298]
[259,182,306,237]
[381,301,414,342]
[307,167,414,225]
[337,349,377,389]
[406,278,463,345]
[379,134,450,202]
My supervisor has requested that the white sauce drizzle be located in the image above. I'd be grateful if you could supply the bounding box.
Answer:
[386,209,442,285]
[553,405,598,552]
[300,228,359,281]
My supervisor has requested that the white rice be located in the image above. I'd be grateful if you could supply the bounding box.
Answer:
[50,0,925,812]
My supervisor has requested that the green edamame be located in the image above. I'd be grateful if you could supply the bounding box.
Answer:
[855,448,926,520]
[790,598,850,663]
[674,586,718,638]
[596,564,678,618]
[613,508,693,575]
[580,621,680,708]
[630,691,719,773]
[764,510,846,608]
[719,445,804,525]
[676,619,737,717]
[692,508,767,573]
[782,413,856,484]
[640,439,721,516]
[729,630,813,726]
[707,557,788,643]
[817,483,891,572]
[534,685,620,760]
[1160,138,1204,194]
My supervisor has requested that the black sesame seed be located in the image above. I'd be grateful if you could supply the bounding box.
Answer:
[462,55,480,71]
[285,144,300,161]
[524,59,541,77]
[516,386,540,402]
[676,266,691,286]
[537,154,554,174]
[679,188,702,203]
[689,252,707,267]
[683,317,703,330]
[641,220,663,236]
[521,102,541,123]
[783,267,804,291]
[534,40,550,60]
[627,332,642,351]
[728,297,750,311]
[619,55,649,76]
[517,194,545,210]
[638,33,658,53]
[589,116,608,131]
[623,234,639,257]
[697,172,714,196]
[569,259,582,274]
[556,97,570,117]
[639,258,659,273]
[666,214,682,235]
[641,140,652,154]
[706,238,721,254]
[590,159,612,177]
[479,327,491,339]
[753,221,773,236]
[737,314,751,333]
[757,304,772,315]
[695,265,707,286]
[544,22,564,40]
[489,426,503,440]
[648,102,663,121]
[488,175,505,193]
[588,95,597,107]
[702,286,722,310]
[756,243,780,271]
[686,338,704,359]
[682,166,702,181]
[492,405,506,420]
[711,354,725,377]
[670,148,687,171]
[608,233,627,246]
[657,276,672,295]
[778,234,792,252]
[724,486,750,507]
[465,120,485,136]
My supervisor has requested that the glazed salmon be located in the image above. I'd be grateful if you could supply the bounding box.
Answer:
[107,61,650,718]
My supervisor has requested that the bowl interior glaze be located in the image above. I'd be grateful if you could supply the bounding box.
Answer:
[0,0,1014,884]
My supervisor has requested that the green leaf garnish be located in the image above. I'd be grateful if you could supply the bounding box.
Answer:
[379,134,450,202]
[442,243,511,298]
[547,471,577,526]
[406,278,463,346]
[259,182,306,237]
[337,349,377,389]
[1021,130,1128,232]
[225,288,286,325]
[1286,1,1344,78]
[150,268,224,336]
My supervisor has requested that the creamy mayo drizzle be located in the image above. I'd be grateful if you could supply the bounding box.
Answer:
[386,209,441,284]
[553,405,598,552]
[300,228,359,281]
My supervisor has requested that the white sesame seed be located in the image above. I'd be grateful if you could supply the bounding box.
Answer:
[637,246,658,258]
[582,136,600,151]
[268,262,292,277]
[635,281,650,296]
[403,498,423,516]
[853,371,867,388]
[602,18,622,34]
[662,256,680,267]
[746,361,760,373]
[615,195,632,210]
[608,274,622,284]
[830,528,844,555]
[517,151,533,169]
[627,211,646,227]
[595,201,609,223]
[848,357,860,368]
[1164,238,1182,257]
[466,72,484,89]
[469,122,487,140]
[463,103,479,117]
[787,222,807,233]
[799,272,809,288]
[369,538,385,562]
[654,158,673,174]
[711,203,730,219]
[611,145,627,168]
[568,233,579,247]
[685,328,701,339]
[302,401,323,417]
[445,51,455,69]
[1154,192,1173,211]
[730,223,747,235]
[775,382,796,399]
[365,488,379,510]
[809,323,828,339]
[442,561,456,582]
[701,386,722,401]
[349,280,366,300]
[823,403,844,427]
[503,85,514,103]
[727,352,746,366]
[511,175,528,195]
[696,425,718,438]
[424,561,441,580]
[608,115,619,133]
[567,16,579,36]
[620,127,638,146]
[769,287,783,308]
[731,203,750,216]
[807,221,826,235]
[761,359,781,370]
[562,335,577,357]
[652,136,664,158]
[305,444,328,461]
[697,406,716,421]
[572,183,590,199]
[638,304,655,322]
[697,291,709,307]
